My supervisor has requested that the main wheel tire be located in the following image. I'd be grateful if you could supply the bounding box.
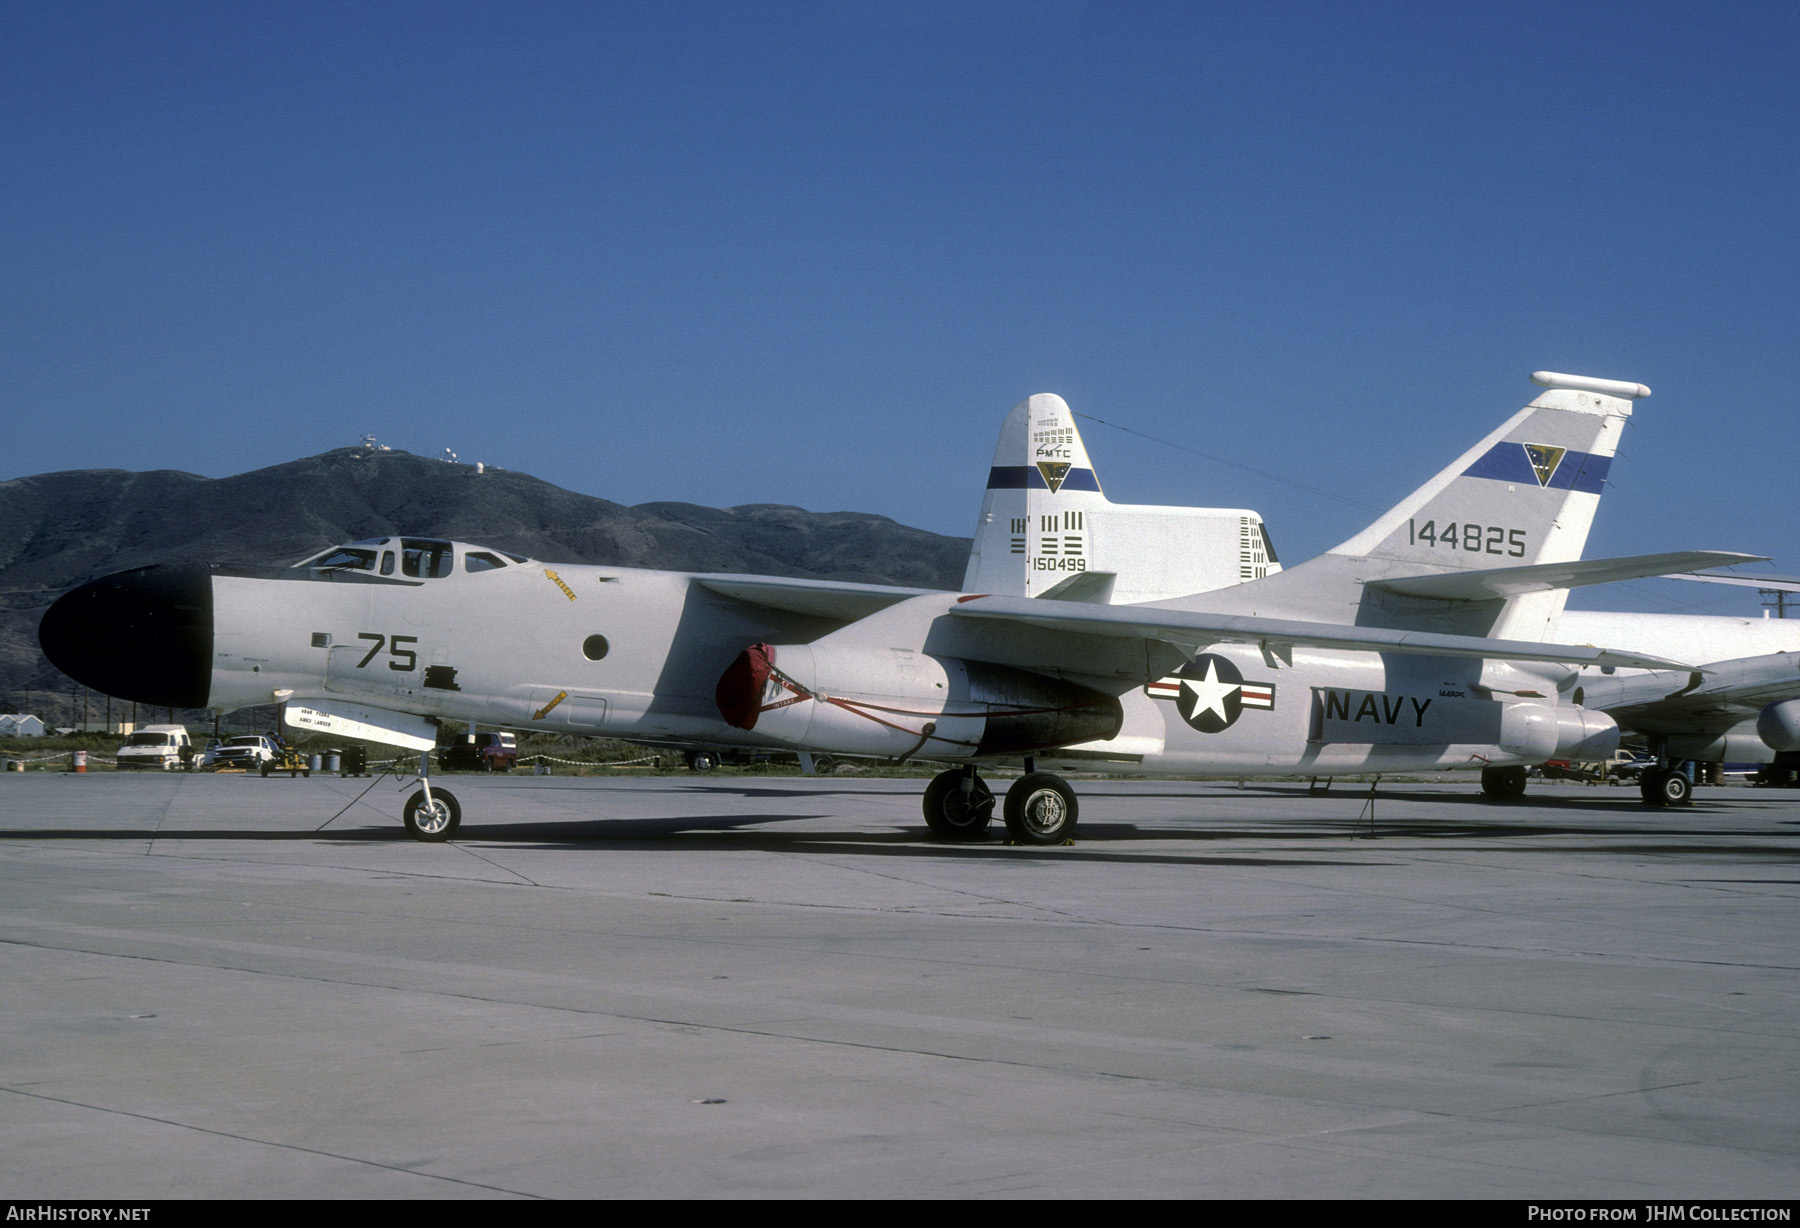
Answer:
[1481,765,1529,799]
[813,754,836,776]
[1641,767,1692,808]
[688,751,718,772]
[404,788,461,842]
[1003,773,1078,845]
[922,768,994,840]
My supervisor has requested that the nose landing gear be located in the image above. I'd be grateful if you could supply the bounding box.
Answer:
[403,751,461,841]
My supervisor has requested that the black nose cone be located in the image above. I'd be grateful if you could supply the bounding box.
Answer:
[39,564,214,708]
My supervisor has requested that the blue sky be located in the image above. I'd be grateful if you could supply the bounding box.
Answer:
[3,1,1794,614]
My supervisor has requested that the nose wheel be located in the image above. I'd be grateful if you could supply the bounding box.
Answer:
[404,787,462,841]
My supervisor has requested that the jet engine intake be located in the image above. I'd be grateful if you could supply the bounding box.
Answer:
[1757,698,1800,753]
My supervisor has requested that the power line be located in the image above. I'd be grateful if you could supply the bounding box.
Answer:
[1073,412,1381,512]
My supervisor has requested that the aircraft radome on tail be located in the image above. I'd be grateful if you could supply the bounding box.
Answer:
[38,372,1770,842]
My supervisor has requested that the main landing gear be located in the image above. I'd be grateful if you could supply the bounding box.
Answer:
[922,766,1079,846]
[1638,766,1693,808]
[1482,759,1699,808]
[1480,765,1529,799]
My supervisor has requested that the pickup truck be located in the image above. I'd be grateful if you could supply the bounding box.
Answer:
[213,735,279,772]
[438,732,519,772]
[1537,749,1654,783]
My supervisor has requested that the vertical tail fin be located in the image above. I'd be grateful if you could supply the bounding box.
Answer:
[1330,371,1646,570]
[963,394,1110,598]
[1215,371,1649,639]
[963,393,1279,602]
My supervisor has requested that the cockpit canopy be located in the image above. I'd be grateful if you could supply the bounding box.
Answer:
[295,537,531,579]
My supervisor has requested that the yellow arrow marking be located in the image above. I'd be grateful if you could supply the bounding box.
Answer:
[533,690,569,721]
[545,569,576,601]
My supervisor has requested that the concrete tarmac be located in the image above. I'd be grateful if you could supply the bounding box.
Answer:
[1,769,1796,1199]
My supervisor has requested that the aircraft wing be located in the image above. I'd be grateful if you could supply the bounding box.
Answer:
[1575,651,1800,735]
[948,594,1692,670]
[697,574,943,620]
[1365,552,1765,601]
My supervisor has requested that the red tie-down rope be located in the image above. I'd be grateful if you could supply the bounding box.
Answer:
[717,642,1112,753]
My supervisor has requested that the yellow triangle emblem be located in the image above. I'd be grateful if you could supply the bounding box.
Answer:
[1036,461,1071,493]
[1523,443,1566,487]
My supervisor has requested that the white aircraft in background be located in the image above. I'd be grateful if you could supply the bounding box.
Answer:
[962,379,1800,804]
[39,371,1776,843]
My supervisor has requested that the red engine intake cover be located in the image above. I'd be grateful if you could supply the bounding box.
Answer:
[715,642,776,730]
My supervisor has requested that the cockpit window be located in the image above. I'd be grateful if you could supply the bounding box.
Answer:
[400,539,454,579]
[464,551,510,573]
[310,547,378,572]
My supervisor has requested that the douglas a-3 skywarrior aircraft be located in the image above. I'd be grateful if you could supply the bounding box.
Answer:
[961,385,1800,805]
[38,371,1772,842]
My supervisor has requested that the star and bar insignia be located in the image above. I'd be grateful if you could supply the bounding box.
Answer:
[1145,653,1276,733]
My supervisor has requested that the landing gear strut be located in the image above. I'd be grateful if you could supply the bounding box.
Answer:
[922,767,994,841]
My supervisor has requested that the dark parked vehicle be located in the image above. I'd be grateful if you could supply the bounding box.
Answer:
[439,732,519,771]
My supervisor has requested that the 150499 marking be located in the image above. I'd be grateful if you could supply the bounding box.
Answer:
[1408,520,1526,556]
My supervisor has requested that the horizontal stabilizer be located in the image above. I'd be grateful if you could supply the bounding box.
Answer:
[1367,552,1766,602]
[698,575,939,620]
[951,594,1691,671]
[1663,570,1800,594]
[1036,571,1117,603]
[1578,651,1800,727]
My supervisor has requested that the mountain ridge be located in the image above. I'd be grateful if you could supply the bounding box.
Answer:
[1,447,972,719]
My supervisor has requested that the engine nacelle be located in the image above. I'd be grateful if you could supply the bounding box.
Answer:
[715,642,1122,759]
[1314,689,1616,764]
[1757,698,1800,753]
[1535,702,1621,762]
[1665,723,1775,765]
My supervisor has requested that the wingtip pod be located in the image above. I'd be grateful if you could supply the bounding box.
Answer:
[1530,371,1651,400]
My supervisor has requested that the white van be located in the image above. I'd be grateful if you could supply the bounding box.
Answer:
[116,725,192,770]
